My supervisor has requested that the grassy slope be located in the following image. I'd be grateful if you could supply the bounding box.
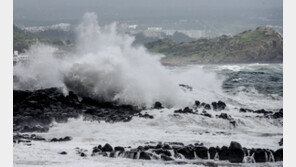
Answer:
[13,25,74,53]
[145,27,283,65]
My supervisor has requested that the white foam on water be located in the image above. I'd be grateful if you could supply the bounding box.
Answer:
[14,13,193,108]
[14,107,282,166]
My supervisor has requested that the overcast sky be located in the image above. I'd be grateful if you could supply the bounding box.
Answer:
[14,0,283,26]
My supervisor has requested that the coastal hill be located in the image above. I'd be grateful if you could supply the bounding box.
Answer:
[144,27,283,65]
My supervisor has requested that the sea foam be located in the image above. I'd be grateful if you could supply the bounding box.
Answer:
[14,13,192,108]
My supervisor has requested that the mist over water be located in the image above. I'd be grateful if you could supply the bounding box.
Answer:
[14,13,195,108]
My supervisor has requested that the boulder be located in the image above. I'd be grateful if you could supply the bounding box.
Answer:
[204,104,211,110]
[274,148,283,161]
[208,147,217,159]
[195,100,201,107]
[218,146,229,161]
[139,152,151,160]
[153,102,163,109]
[153,149,172,157]
[254,149,267,162]
[279,138,283,146]
[177,146,195,159]
[194,146,208,159]
[114,146,125,152]
[102,143,113,152]
[228,141,244,163]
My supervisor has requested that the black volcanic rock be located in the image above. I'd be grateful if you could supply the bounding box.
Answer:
[161,154,174,161]
[279,138,283,146]
[216,113,236,126]
[59,151,67,155]
[219,146,229,161]
[13,88,144,133]
[274,148,283,161]
[273,109,283,119]
[194,100,201,107]
[195,146,208,159]
[254,149,267,162]
[228,141,244,163]
[102,143,113,152]
[174,107,195,114]
[50,136,72,142]
[204,104,211,110]
[212,101,226,111]
[88,142,282,163]
[176,146,195,159]
[153,149,172,157]
[153,101,163,109]
[114,146,125,152]
[139,152,151,160]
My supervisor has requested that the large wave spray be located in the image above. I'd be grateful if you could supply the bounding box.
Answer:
[14,13,193,107]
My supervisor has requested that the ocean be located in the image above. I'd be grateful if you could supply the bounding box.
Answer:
[13,13,283,166]
[14,63,283,167]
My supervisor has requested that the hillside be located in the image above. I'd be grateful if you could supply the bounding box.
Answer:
[145,27,283,65]
[13,25,74,53]
[13,25,37,52]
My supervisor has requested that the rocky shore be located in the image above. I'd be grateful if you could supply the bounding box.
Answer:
[13,87,283,164]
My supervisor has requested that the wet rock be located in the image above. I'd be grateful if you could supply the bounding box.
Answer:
[163,143,171,149]
[92,146,102,154]
[216,113,236,126]
[139,152,151,160]
[176,146,195,159]
[239,108,274,116]
[153,149,172,157]
[204,104,211,110]
[217,101,226,110]
[273,109,283,119]
[174,107,195,114]
[109,151,116,158]
[254,149,267,162]
[13,134,46,142]
[59,151,67,155]
[255,109,273,115]
[195,146,208,159]
[279,138,283,146]
[218,146,229,161]
[161,154,174,161]
[80,152,87,157]
[102,143,113,152]
[14,88,143,133]
[212,101,226,111]
[124,150,138,159]
[114,146,125,152]
[274,148,283,161]
[208,147,216,159]
[50,136,72,142]
[228,141,244,163]
[138,113,154,119]
[201,110,212,118]
[153,102,163,109]
[195,100,201,107]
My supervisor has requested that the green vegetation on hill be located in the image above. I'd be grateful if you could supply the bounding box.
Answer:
[145,27,283,65]
[13,25,74,53]
[13,25,37,52]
